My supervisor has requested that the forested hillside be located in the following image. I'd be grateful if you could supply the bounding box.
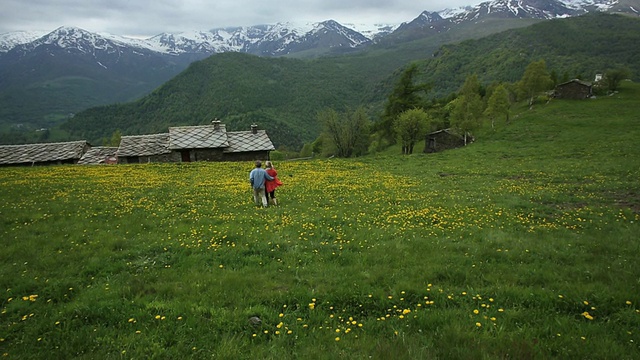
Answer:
[61,54,377,149]
[61,13,640,149]
[414,13,640,96]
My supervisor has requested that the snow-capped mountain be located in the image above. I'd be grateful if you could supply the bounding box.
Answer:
[387,0,637,41]
[146,20,373,56]
[453,0,575,23]
[443,0,638,23]
[0,21,378,57]
[10,26,147,56]
[394,11,451,35]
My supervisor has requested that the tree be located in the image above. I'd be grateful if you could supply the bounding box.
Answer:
[484,84,511,128]
[518,60,553,107]
[394,109,431,155]
[602,68,630,92]
[319,107,370,158]
[379,63,431,142]
[299,143,314,158]
[450,74,484,145]
[108,129,122,147]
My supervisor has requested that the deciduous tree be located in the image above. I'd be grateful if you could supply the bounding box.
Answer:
[450,74,484,145]
[484,84,511,128]
[319,107,370,158]
[603,68,630,92]
[518,60,553,107]
[394,109,431,155]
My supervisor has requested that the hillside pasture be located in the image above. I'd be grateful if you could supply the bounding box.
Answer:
[1,84,639,358]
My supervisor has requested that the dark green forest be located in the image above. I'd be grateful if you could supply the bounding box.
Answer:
[49,14,640,149]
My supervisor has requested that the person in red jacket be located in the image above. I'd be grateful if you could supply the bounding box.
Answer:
[264,161,283,206]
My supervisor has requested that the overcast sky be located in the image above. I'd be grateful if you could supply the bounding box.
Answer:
[0,0,477,38]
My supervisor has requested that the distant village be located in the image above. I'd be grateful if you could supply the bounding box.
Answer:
[0,121,275,166]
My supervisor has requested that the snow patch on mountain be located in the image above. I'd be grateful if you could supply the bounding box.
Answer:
[562,0,617,10]
[0,30,49,52]
[343,23,400,39]
[438,6,472,19]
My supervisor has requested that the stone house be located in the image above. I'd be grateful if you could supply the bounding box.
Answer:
[0,141,90,166]
[77,147,118,165]
[116,133,175,164]
[424,129,468,153]
[116,122,275,164]
[554,79,593,99]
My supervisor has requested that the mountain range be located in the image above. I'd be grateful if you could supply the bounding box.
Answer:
[2,0,636,57]
[0,0,638,145]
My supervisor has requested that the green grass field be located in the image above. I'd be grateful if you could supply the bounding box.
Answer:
[1,84,639,359]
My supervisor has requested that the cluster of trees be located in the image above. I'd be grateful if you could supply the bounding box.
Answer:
[315,58,631,158]
[315,59,549,157]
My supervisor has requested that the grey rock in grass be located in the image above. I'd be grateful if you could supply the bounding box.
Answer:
[248,316,262,326]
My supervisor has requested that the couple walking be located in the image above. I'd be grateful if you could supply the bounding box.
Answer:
[249,160,282,208]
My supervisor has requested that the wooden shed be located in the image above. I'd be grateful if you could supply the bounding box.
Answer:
[0,141,90,166]
[554,79,593,99]
[424,129,467,153]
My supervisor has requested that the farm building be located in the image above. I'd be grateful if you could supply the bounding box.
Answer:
[117,133,176,164]
[77,147,118,165]
[223,125,277,162]
[116,122,275,164]
[554,79,593,99]
[424,129,468,153]
[0,141,90,166]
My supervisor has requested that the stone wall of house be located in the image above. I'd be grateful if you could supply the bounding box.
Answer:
[555,82,592,99]
[424,131,466,153]
[190,148,225,162]
[119,153,180,164]
[223,151,270,162]
[118,150,271,164]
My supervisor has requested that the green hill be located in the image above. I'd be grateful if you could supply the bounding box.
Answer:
[60,13,640,149]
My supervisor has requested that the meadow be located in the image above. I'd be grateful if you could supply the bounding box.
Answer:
[1,84,639,359]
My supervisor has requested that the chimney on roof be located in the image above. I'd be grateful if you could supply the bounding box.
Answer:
[212,118,221,131]
[251,124,258,134]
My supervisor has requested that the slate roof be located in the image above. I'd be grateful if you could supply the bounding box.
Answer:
[117,133,171,157]
[168,125,229,149]
[557,79,592,87]
[428,128,463,138]
[0,141,88,165]
[77,147,118,165]
[224,130,276,153]
[115,125,274,158]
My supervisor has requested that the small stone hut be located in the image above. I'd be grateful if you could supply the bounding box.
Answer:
[424,129,467,153]
[554,79,593,99]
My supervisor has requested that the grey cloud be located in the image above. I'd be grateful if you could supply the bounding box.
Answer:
[0,0,473,37]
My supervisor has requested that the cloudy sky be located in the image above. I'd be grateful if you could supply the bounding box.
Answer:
[0,0,476,38]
